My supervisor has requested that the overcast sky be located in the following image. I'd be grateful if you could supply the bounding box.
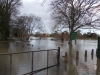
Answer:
[20,0,53,33]
[20,0,100,34]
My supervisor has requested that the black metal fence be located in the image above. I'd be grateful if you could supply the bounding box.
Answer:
[0,47,60,75]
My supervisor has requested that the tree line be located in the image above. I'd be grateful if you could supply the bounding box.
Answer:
[50,30,98,40]
[0,0,44,40]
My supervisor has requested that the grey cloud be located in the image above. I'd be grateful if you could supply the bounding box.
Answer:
[20,0,53,33]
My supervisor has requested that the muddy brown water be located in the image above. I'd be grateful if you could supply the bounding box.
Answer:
[0,37,100,75]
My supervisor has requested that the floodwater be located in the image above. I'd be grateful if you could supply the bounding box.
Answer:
[0,37,100,75]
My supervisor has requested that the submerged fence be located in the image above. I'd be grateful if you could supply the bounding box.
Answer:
[0,47,60,75]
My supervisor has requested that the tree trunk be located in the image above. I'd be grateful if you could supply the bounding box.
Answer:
[1,30,8,40]
[61,32,64,41]
[68,32,72,45]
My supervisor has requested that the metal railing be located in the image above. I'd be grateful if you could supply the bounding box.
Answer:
[0,47,60,75]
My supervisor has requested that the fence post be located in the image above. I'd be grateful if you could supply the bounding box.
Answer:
[10,54,12,75]
[57,47,60,65]
[47,51,49,68]
[91,49,94,56]
[76,51,79,59]
[64,52,68,63]
[85,50,87,57]
[32,52,33,72]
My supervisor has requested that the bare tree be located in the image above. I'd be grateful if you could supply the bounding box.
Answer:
[50,0,100,44]
[27,14,44,40]
[12,14,44,40]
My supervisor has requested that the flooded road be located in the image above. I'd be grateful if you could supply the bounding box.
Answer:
[0,37,99,75]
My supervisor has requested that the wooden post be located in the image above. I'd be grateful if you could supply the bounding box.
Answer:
[64,52,68,63]
[91,55,93,60]
[65,52,67,57]
[85,57,87,62]
[57,47,60,65]
[75,40,76,45]
[85,50,87,57]
[91,49,94,60]
[76,59,78,66]
[10,54,12,75]
[47,51,49,68]
[32,52,33,72]
[84,50,87,62]
[91,49,94,56]
[76,51,79,59]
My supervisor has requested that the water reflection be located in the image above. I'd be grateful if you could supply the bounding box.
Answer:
[0,37,98,75]
[85,57,87,62]
[0,42,9,53]
[91,55,93,60]
[76,59,79,66]
[64,63,67,71]
[0,55,10,75]
[97,58,100,75]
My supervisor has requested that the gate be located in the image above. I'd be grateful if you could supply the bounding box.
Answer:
[0,47,60,75]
